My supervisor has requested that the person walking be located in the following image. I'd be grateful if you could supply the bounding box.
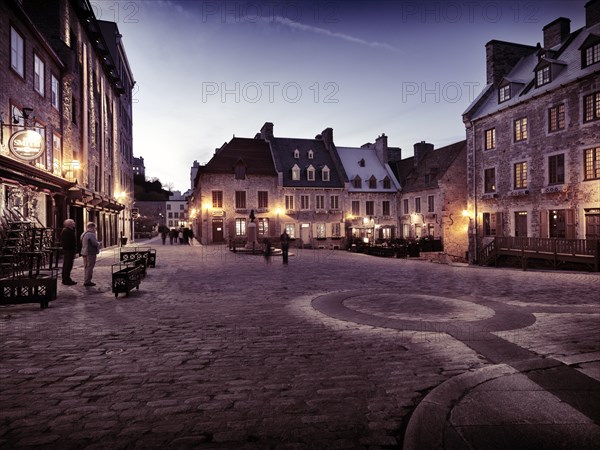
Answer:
[60,219,77,285]
[280,230,290,264]
[161,229,167,245]
[263,237,272,264]
[80,222,100,287]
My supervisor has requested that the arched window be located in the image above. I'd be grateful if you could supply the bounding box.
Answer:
[307,164,315,181]
[353,175,362,188]
[293,149,299,159]
[322,165,330,181]
[308,149,314,159]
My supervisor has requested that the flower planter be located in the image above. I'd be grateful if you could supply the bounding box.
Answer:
[0,270,58,309]
[111,264,142,298]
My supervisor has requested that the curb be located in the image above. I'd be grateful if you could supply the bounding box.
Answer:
[403,364,518,449]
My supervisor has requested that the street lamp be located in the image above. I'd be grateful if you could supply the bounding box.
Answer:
[116,191,127,246]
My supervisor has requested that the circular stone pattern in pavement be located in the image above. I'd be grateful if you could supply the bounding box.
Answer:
[343,293,495,322]
[312,290,536,333]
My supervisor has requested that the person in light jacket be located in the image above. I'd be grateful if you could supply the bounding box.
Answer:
[80,222,100,287]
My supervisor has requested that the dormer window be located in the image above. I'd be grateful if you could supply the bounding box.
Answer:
[291,164,300,180]
[322,165,330,181]
[383,176,391,189]
[368,175,377,189]
[535,65,551,87]
[234,160,246,180]
[499,84,511,103]
[307,165,315,181]
[358,158,365,167]
[585,43,600,67]
[580,34,600,68]
[293,149,299,159]
[353,175,362,189]
[308,149,313,159]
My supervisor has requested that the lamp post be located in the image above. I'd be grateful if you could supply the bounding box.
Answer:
[116,192,127,246]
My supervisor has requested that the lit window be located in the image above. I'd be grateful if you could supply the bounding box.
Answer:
[514,117,528,142]
[584,42,600,67]
[499,84,510,103]
[235,218,246,236]
[10,26,24,77]
[548,154,565,185]
[514,161,527,189]
[258,218,269,236]
[584,147,600,180]
[331,223,341,237]
[34,54,45,96]
[316,223,326,238]
[535,65,550,87]
[548,104,565,132]
[485,128,496,150]
[285,224,295,238]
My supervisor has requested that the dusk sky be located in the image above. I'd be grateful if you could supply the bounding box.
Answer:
[91,0,585,192]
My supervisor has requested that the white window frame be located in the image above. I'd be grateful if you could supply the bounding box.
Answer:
[34,53,45,96]
[307,164,315,181]
[51,74,60,109]
[291,164,300,181]
[330,195,339,210]
[10,26,24,77]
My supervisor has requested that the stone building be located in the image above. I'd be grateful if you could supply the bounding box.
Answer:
[390,140,469,259]
[336,134,401,244]
[463,0,600,262]
[259,123,347,248]
[191,137,278,245]
[0,0,135,245]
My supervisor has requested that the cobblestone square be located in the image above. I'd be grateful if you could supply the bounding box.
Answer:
[1,241,599,448]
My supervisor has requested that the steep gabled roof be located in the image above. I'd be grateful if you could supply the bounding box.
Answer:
[336,146,400,192]
[269,137,345,188]
[201,137,277,176]
[390,140,466,193]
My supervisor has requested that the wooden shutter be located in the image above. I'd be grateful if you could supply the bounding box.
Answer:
[495,212,504,237]
[539,210,548,238]
[566,209,576,239]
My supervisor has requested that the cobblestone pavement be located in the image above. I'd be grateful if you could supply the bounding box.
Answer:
[1,239,598,449]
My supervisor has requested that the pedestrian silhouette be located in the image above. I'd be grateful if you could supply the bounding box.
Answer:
[280,230,290,264]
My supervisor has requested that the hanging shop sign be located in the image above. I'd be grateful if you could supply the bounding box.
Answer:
[8,129,45,161]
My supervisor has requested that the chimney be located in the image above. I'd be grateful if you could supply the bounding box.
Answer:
[321,128,334,150]
[485,40,536,85]
[543,18,571,48]
[587,0,600,28]
[413,141,433,166]
[260,122,274,140]
[374,133,388,164]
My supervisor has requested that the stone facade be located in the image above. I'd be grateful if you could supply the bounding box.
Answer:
[0,0,134,245]
[463,0,600,262]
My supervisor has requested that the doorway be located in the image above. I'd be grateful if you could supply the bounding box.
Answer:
[514,211,528,237]
[212,218,224,243]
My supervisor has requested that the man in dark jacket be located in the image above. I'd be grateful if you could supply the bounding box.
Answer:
[60,219,77,285]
